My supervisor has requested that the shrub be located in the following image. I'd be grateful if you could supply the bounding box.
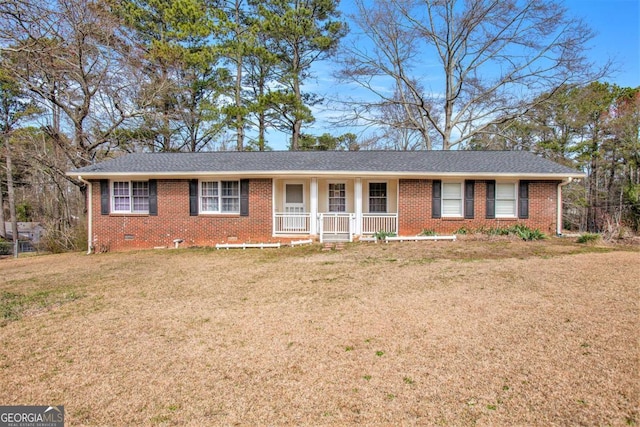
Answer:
[481,226,510,236]
[476,224,545,241]
[577,233,600,244]
[508,224,546,241]
[454,226,471,235]
[0,241,11,255]
[418,229,437,236]
[373,230,396,241]
[40,222,87,253]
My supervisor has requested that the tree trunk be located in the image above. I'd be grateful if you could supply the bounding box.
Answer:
[0,176,5,239]
[236,57,244,151]
[5,142,18,258]
[234,1,244,152]
[587,136,599,232]
[292,118,302,151]
[258,111,266,151]
[291,48,302,150]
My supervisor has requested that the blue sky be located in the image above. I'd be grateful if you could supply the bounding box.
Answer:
[564,0,639,88]
[266,0,640,150]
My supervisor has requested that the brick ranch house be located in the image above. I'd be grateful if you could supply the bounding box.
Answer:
[67,151,584,251]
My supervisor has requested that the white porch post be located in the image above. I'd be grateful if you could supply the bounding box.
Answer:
[272,179,277,235]
[355,178,362,236]
[310,177,318,236]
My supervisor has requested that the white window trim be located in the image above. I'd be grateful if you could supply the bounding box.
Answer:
[328,181,347,213]
[442,181,464,218]
[199,180,241,214]
[368,181,388,213]
[495,182,518,218]
[283,180,306,210]
[111,181,149,214]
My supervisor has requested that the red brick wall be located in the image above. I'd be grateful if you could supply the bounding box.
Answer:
[398,179,559,235]
[90,179,273,251]
[89,177,560,251]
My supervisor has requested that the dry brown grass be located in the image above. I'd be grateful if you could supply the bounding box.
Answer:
[0,238,638,426]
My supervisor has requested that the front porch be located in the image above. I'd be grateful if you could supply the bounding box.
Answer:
[272,177,399,242]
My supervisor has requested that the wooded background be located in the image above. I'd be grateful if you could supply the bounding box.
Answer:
[0,0,638,252]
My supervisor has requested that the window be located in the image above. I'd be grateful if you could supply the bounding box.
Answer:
[369,182,387,213]
[200,181,240,213]
[328,183,346,212]
[496,182,517,217]
[285,184,304,205]
[112,181,149,213]
[201,181,219,212]
[442,182,463,217]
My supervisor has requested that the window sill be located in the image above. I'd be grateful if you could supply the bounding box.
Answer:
[109,213,149,217]
[442,216,464,221]
[199,213,241,218]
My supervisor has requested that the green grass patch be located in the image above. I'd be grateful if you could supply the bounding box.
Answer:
[1,289,82,326]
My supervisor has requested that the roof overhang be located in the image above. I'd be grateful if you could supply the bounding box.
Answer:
[69,170,585,180]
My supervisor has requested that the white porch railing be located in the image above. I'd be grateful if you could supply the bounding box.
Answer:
[318,213,355,243]
[362,213,398,235]
[274,212,398,239]
[274,212,311,234]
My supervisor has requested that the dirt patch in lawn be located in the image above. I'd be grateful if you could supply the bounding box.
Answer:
[0,239,638,426]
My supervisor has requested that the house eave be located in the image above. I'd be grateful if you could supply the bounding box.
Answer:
[67,170,585,180]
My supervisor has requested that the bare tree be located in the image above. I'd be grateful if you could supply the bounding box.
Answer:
[0,68,39,257]
[0,0,147,183]
[4,141,17,256]
[0,175,5,239]
[336,0,609,150]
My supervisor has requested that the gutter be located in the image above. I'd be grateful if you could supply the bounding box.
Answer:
[77,176,93,254]
[557,177,573,236]
[67,170,587,180]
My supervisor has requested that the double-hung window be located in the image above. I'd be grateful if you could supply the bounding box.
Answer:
[369,182,387,213]
[112,181,149,213]
[496,183,517,217]
[442,182,463,217]
[328,183,346,212]
[200,181,240,213]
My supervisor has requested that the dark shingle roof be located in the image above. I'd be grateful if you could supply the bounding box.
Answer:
[69,150,582,177]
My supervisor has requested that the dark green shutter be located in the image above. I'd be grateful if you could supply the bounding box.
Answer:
[240,179,249,216]
[464,180,475,219]
[432,180,441,219]
[486,180,495,219]
[100,180,110,215]
[189,179,198,216]
[149,180,157,216]
[518,181,529,219]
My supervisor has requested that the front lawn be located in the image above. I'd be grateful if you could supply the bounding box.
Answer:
[0,239,638,425]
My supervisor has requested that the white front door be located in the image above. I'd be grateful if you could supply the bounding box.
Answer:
[284,183,305,231]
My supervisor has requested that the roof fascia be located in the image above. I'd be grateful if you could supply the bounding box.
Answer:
[69,170,585,180]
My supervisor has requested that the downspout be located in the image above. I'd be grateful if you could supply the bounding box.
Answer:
[78,176,93,254]
[557,177,573,236]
